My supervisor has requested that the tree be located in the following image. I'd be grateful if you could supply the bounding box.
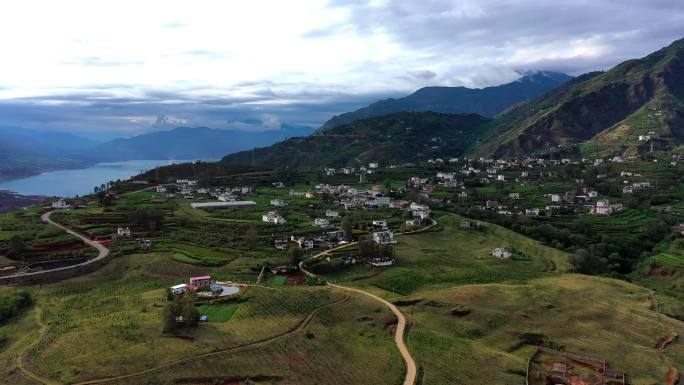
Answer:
[569,249,609,275]
[162,297,199,333]
[359,240,376,258]
[341,216,354,240]
[287,246,303,265]
[246,227,257,250]
[8,236,25,259]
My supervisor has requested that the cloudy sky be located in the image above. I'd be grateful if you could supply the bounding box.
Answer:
[0,0,683,139]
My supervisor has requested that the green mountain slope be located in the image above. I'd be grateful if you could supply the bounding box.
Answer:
[473,38,684,157]
[222,112,490,169]
[320,71,571,131]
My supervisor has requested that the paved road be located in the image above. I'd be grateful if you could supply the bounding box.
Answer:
[0,210,110,282]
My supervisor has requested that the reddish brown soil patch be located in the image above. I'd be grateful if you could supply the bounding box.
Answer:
[665,367,678,385]
[285,272,306,285]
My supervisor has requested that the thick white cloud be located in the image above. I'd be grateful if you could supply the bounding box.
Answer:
[0,0,682,135]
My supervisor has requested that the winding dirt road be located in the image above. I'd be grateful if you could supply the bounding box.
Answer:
[298,220,437,385]
[0,210,110,282]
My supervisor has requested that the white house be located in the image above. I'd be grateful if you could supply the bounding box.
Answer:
[368,162,379,169]
[372,219,388,229]
[218,193,235,202]
[595,201,612,215]
[373,230,397,245]
[492,247,512,259]
[271,199,286,207]
[405,219,421,228]
[509,192,520,199]
[314,218,331,227]
[117,227,131,237]
[370,257,395,267]
[550,194,561,202]
[497,175,505,181]
[525,208,540,216]
[156,185,167,193]
[51,199,70,209]
[262,211,287,224]
[325,210,339,218]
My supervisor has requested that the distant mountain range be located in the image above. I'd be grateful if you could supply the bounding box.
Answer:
[0,126,96,179]
[0,125,314,180]
[224,37,684,168]
[319,71,572,131]
[89,125,315,162]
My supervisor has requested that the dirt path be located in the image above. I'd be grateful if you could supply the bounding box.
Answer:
[16,307,60,385]
[70,295,351,385]
[0,210,110,282]
[297,219,437,385]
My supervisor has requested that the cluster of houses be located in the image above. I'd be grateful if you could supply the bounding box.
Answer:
[169,275,239,298]
[171,179,257,209]
[273,230,348,251]
[324,162,380,176]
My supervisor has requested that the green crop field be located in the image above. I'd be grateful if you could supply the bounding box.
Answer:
[198,303,238,322]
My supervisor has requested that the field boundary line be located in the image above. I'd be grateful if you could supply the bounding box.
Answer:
[70,295,351,385]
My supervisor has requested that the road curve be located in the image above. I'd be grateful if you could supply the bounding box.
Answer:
[0,210,110,282]
[298,219,437,385]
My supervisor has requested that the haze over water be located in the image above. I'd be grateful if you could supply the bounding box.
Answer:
[0,159,198,197]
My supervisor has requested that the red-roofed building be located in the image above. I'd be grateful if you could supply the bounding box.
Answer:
[189,275,212,287]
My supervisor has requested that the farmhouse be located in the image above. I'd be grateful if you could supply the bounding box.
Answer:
[51,199,70,209]
[373,230,397,245]
[492,247,511,259]
[370,257,395,267]
[372,219,389,229]
[325,210,339,218]
[117,227,131,237]
[189,275,212,288]
[137,239,152,250]
[262,211,287,224]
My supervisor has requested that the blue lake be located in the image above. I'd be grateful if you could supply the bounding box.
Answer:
[0,159,202,197]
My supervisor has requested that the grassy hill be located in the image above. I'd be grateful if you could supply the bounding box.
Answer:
[473,37,684,158]
[222,111,490,170]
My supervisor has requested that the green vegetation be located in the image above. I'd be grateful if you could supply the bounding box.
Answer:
[0,289,32,323]
[223,111,490,170]
[197,303,238,322]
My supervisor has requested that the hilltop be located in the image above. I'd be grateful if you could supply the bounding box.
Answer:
[474,37,684,157]
[320,71,571,131]
[222,112,490,169]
